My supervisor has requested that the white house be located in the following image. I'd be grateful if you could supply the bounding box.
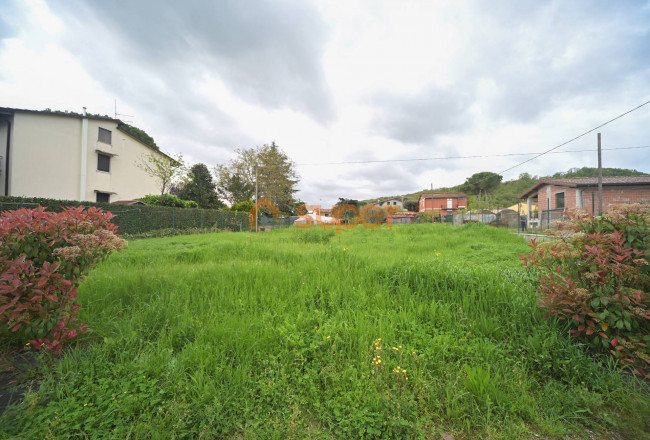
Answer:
[0,106,173,203]
[376,198,403,209]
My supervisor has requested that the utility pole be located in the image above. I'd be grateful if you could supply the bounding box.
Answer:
[255,165,259,233]
[430,183,434,223]
[597,133,603,216]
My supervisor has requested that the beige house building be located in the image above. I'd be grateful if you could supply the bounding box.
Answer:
[0,107,172,203]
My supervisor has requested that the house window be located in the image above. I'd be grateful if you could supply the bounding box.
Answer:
[97,153,111,172]
[556,192,565,209]
[96,192,110,203]
[98,128,112,144]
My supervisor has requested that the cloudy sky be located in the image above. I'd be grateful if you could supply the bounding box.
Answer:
[1,0,649,206]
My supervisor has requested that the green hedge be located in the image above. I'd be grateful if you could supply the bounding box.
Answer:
[0,196,250,235]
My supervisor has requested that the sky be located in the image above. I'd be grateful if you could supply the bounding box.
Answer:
[0,0,649,207]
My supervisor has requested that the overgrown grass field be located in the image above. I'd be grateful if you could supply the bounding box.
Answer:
[2,224,649,439]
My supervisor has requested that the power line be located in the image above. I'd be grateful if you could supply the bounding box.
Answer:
[497,98,650,175]
[297,98,650,169]
[296,145,650,166]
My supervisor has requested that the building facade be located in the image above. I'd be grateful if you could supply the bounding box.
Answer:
[418,192,467,215]
[519,176,650,221]
[377,198,403,210]
[0,107,172,203]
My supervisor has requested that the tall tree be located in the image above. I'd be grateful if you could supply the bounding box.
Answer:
[461,172,503,209]
[216,142,299,213]
[179,163,223,209]
[216,172,255,204]
[138,152,188,205]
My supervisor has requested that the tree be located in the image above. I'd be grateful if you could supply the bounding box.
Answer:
[231,199,254,212]
[404,200,419,212]
[138,152,188,205]
[215,142,299,213]
[332,198,361,223]
[215,172,255,204]
[461,172,503,209]
[178,163,223,209]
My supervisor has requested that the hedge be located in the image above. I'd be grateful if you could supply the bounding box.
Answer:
[0,196,251,235]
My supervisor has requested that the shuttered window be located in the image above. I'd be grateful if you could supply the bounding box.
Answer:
[96,192,110,203]
[97,153,111,172]
[98,128,112,144]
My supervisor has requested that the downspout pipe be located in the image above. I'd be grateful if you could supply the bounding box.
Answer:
[4,120,10,196]
[80,108,88,201]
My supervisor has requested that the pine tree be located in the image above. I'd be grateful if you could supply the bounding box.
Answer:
[179,163,223,209]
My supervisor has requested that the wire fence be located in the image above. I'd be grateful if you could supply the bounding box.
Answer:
[429,199,643,233]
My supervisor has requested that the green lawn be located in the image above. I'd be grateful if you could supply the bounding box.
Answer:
[1,224,648,439]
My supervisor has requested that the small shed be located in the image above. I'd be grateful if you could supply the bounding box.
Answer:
[390,214,415,224]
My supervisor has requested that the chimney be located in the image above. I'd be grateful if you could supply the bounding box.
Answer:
[82,107,87,116]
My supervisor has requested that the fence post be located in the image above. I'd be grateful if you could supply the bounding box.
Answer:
[201,211,204,229]
[591,192,595,216]
[546,208,551,229]
[172,208,175,230]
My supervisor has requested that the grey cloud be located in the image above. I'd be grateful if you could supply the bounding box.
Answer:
[296,141,463,203]
[466,0,650,122]
[54,0,334,121]
[370,87,472,144]
[46,0,334,152]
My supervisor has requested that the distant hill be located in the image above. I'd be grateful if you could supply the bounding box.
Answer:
[363,167,648,210]
[549,167,647,179]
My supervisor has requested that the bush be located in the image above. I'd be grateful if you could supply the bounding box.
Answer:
[520,204,650,377]
[0,207,126,353]
[137,194,199,208]
[231,199,254,212]
[0,196,251,235]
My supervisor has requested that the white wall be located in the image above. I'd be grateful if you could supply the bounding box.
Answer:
[8,112,170,202]
[84,120,164,202]
[11,113,81,199]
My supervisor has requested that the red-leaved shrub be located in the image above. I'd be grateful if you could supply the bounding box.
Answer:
[0,206,126,354]
[521,204,650,377]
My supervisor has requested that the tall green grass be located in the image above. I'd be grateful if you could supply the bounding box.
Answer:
[1,223,648,439]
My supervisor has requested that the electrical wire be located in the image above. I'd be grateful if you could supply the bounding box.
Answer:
[297,99,650,168]
[296,145,650,166]
[497,99,650,175]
